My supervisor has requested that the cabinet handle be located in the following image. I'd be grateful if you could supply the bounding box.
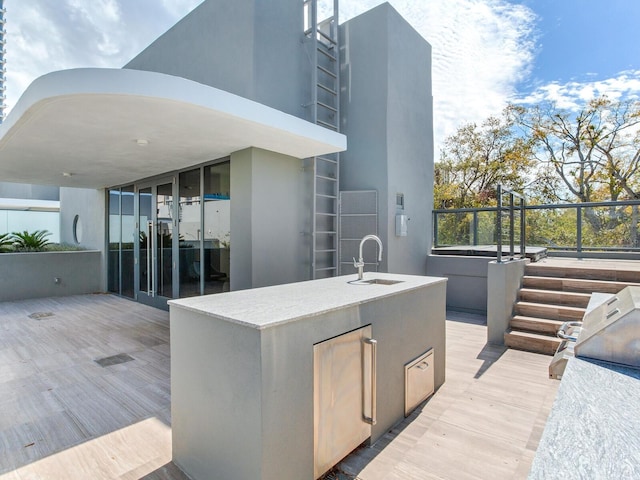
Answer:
[363,338,377,425]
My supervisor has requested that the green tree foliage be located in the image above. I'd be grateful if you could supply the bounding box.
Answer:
[511,96,640,203]
[435,109,535,209]
[436,96,640,248]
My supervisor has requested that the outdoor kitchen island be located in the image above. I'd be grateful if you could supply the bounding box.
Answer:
[168,273,447,480]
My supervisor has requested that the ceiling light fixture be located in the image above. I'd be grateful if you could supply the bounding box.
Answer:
[136,138,149,146]
[62,172,73,177]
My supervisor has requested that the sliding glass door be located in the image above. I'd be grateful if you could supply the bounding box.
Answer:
[137,177,176,309]
[107,159,230,308]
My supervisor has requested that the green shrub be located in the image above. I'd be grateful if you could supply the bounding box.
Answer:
[0,233,12,252]
[11,230,52,252]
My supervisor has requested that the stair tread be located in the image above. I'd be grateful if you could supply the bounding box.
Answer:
[504,329,560,356]
[519,288,592,307]
[519,288,591,297]
[505,329,560,340]
[522,275,640,284]
[525,264,640,282]
[510,315,564,336]
[522,275,639,294]
[511,314,564,325]
[516,301,585,312]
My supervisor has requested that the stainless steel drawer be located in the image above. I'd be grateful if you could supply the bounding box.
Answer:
[405,349,434,416]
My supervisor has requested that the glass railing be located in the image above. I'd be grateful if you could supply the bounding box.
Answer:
[434,199,640,258]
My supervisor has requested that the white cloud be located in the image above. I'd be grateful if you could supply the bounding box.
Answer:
[517,70,640,109]
[340,0,538,156]
[3,0,202,114]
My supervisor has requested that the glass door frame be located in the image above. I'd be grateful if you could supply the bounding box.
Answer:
[135,175,178,309]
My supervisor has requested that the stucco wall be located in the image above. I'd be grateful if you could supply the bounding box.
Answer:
[426,255,494,314]
[124,0,309,120]
[340,4,434,275]
[487,259,527,345]
[0,251,102,301]
[59,187,106,292]
[230,148,308,290]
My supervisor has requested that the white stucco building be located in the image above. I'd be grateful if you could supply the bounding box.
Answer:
[0,0,433,309]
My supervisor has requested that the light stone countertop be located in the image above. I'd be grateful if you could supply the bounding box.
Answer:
[528,357,640,479]
[169,273,446,330]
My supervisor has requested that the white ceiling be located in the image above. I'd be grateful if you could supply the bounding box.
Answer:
[0,68,346,189]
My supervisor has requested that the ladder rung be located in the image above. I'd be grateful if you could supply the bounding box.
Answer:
[316,174,337,181]
[317,83,337,96]
[339,213,376,217]
[316,212,337,217]
[316,156,337,164]
[315,266,338,272]
[316,231,337,235]
[316,119,338,131]
[317,65,337,79]
[316,193,337,199]
[317,30,337,46]
[317,101,337,113]
[315,249,337,253]
[317,47,337,62]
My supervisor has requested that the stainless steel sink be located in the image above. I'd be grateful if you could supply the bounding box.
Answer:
[349,278,404,286]
[364,278,403,285]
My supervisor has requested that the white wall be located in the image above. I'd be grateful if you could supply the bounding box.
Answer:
[60,187,106,292]
[230,148,308,291]
[124,0,310,121]
[340,4,434,275]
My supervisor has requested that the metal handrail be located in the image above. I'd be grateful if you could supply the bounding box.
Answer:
[496,185,526,263]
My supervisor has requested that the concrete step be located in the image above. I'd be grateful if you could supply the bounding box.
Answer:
[518,288,591,308]
[525,264,640,283]
[515,301,585,321]
[510,315,564,336]
[521,276,638,294]
[504,329,560,356]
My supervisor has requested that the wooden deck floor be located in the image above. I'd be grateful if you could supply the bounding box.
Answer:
[0,295,559,479]
[529,256,640,275]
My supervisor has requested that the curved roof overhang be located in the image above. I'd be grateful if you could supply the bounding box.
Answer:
[0,68,346,189]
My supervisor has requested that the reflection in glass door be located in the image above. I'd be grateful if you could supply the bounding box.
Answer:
[137,180,175,308]
[107,160,231,308]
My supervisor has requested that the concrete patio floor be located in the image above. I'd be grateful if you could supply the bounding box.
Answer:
[0,295,559,479]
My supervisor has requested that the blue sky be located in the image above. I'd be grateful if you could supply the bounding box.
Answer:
[520,0,639,87]
[3,0,640,154]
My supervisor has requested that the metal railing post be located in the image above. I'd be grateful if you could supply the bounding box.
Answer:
[509,192,515,260]
[473,210,478,246]
[496,185,502,263]
[576,205,582,257]
[433,211,439,247]
[520,197,526,259]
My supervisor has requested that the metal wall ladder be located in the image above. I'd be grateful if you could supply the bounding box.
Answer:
[304,0,340,279]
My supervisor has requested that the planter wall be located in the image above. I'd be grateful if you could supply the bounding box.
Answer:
[0,250,103,301]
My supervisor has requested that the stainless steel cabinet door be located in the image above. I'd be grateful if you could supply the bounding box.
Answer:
[313,325,375,479]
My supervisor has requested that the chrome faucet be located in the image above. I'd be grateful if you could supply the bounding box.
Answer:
[353,234,383,280]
